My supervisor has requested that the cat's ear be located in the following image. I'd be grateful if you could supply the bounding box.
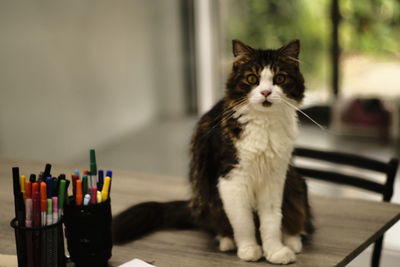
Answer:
[232,40,254,57]
[279,40,300,61]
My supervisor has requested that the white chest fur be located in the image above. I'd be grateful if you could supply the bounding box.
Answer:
[236,107,297,173]
[224,105,298,207]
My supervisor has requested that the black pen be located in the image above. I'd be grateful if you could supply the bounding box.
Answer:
[12,167,27,267]
[44,163,52,178]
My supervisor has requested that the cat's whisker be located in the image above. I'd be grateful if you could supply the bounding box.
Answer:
[279,98,327,131]
[199,98,248,141]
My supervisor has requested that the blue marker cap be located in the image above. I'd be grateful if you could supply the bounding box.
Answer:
[106,170,112,178]
[46,177,52,198]
[97,170,104,191]
[73,169,80,178]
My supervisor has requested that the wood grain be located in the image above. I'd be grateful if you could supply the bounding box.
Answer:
[0,158,399,267]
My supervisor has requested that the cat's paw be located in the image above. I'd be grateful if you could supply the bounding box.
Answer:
[265,246,296,264]
[237,244,263,261]
[219,236,236,252]
[283,234,302,253]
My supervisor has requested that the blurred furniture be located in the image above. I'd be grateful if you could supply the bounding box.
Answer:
[293,147,399,267]
[1,158,399,266]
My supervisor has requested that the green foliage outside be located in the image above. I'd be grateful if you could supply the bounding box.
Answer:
[220,0,400,91]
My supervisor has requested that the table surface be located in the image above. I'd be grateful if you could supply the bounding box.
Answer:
[1,158,399,267]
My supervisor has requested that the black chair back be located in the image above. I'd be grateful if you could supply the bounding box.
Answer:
[292,147,398,267]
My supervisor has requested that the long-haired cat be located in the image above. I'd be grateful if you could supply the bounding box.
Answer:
[112,40,313,264]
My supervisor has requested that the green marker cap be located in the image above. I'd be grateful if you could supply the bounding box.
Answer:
[47,199,52,214]
[90,149,97,175]
[58,179,66,209]
[82,175,88,196]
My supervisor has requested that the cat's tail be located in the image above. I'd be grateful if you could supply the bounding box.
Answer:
[112,200,194,244]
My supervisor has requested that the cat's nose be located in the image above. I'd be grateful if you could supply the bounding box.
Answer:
[260,90,271,97]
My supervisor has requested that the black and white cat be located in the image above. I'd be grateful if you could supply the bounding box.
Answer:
[113,40,313,264]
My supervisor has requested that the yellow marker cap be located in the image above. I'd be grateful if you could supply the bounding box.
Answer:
[101,177,111,202]
[20,175,26,196]
[97,191,102,203]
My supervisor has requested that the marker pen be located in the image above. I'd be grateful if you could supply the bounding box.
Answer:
[97,191,102,203]
[106,170,112,193]
[47,199,52,226]
[83,170,91,189]
[29,174,36,183]
[44,163,52,178]
[20,175,26,198]
[58,180,66,220]
[101,177,111,202]
[73,169,80,179]
[25,181,32,200]
[82,175,88,196]
[71,174,78,196]
[25,198,33,227]
[91,186,97,204]
[32,182,39,200]
[90,149,97,188]
[40,182,47,226]
[97,170,104,191]
[52,177,58,197]
[52,197,58,223]
[76,180,83,206]
[83,194,91,206]
[32,191,41,227]
[46,177,52,198]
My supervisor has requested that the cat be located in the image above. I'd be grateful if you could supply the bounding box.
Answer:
[112,40,314,264]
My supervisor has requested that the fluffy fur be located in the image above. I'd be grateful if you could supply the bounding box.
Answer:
[113,40,313,265]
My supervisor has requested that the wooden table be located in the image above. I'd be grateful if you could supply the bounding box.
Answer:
[1,158,399,267]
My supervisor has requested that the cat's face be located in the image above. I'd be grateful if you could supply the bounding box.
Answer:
[226,40,305,112]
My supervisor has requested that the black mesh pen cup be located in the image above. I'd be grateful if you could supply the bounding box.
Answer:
[10,218,66,267]
[63,198,112,267]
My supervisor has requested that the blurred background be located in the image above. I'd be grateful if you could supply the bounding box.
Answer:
[0,0,399,266]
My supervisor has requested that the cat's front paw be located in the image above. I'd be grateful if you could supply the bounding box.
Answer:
[265,246,296,264]
[283,234,302,254]
[218,236,236,252]
[237,244,263,261]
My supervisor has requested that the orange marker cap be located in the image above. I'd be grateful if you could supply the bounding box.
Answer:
[25,181,32,199]
[76,179,83,206]
[40,182,47,200]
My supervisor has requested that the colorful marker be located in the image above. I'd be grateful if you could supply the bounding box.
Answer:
[25,198,32,227]
[25,181,32,200]
[75,180,83,206]
[97,191,102,203]
[90,149,97,189]
[40,182,47,226]
[101,177,111,202]
[83,194,91,206]
[71,174,78,196]
[46,199,52,225]
[52,197,58,223]
[91,186,97,205]
[58,179,66,220]
[20,175,26,198]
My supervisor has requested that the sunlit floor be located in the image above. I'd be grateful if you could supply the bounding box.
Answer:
[73,117,400,267]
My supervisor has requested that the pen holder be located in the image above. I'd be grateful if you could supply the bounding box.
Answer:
[10,218,66,267]
[63,198,112,267]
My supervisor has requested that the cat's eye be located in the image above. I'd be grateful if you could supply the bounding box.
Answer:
[274,74,286,85]
[246,74,259,85]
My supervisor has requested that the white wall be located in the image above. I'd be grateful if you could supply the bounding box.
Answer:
[0,0,185,162]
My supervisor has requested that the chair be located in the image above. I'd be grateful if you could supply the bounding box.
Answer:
[292,147,398,267]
